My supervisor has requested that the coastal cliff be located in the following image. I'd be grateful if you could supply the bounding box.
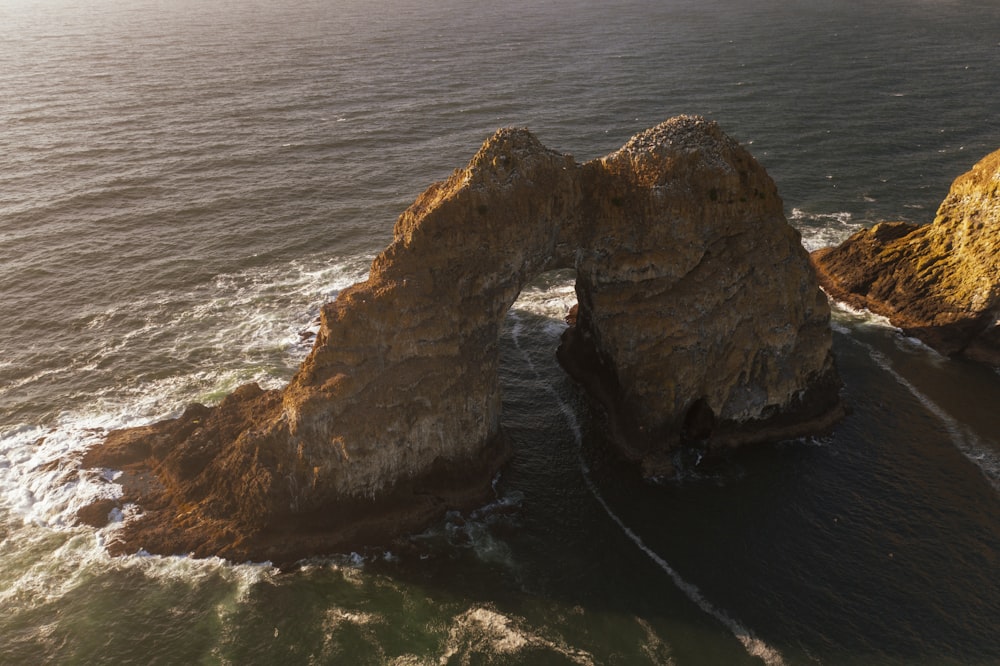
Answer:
[81,116,841,564]
[812,147,1000,363]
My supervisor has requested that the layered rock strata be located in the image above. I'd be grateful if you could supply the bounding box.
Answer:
[812,147,1000,362]
[81,116,841,564]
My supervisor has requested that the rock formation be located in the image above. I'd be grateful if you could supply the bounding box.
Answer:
[80,116,841,564]
[812,147,1000,362]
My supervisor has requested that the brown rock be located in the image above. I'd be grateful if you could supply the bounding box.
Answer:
[812,147,1000,362]
[76,498,119,528]
[80,116,841,564]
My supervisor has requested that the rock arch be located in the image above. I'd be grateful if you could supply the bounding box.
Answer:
[82,116,841,564]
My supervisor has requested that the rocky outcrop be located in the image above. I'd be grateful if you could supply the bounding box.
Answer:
[81,116,841,564]
[812,148,1000,362]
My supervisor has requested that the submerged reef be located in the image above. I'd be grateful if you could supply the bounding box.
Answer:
[81,116,841,564]
[812,147,1000,363]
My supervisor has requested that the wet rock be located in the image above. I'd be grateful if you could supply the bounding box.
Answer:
[812,147,1000,362]
[76,498,120,528]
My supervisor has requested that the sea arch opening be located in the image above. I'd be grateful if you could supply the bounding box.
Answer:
[76,118,842,564]
[498,267,580,403]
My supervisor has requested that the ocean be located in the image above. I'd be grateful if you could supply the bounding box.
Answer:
[1,0,999,663]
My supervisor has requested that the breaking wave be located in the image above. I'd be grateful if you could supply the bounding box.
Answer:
[0,255,371,536]
[790,207,865,252]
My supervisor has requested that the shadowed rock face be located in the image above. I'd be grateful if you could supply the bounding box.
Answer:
[812,147,1000,363]
[81,116,841,564]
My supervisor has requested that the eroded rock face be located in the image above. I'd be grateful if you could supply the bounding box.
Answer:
[81,116,841,564]
[812,147,1000,362]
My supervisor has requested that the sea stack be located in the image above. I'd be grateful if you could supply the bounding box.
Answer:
[81,116,841,564]
[812,147,1000,363]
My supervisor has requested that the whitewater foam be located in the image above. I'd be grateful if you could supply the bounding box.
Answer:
[829,298,896,332]
[2,254,371,430]
[0,252,382,617]
[578,468,786,665]
[439,605,595,666]
[789,207,865,252]
[0,370,269,535]
[636,617,676,665]
[0,420,115,530]
[505,307,786,666]
[408,490,524,573]
[0,255,373,531]
[856,341,1000,494]
[0,509,275,620]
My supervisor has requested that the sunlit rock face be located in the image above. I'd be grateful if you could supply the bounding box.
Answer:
[81,116,840,564]
[812,147,1000,363]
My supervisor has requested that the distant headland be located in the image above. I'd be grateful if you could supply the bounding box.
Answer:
[812,147,1000,364]
[79,116,843,565]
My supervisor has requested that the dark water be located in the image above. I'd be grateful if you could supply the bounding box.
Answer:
[1,0,999,663]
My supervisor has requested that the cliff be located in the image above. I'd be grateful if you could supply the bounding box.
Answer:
[80,116,841,564]
[812,147,1000,362]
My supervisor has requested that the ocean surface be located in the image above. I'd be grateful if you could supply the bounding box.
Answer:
[1,0,999,663]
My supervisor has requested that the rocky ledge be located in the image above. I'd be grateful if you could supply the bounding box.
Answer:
[80,116,842,564]
[812,147,1000,363]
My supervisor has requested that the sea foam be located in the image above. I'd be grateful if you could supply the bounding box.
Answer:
[857,341,1000,494]
[0,255,371,543]
[505,304,785,666]
[789,208,865,252]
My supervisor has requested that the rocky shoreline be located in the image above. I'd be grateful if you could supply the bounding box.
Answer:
[555,305,844,478]
[79,116,842,564]
[811,147,1000,364]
